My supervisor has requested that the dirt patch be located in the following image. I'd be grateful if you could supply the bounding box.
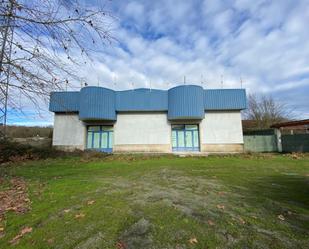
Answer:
[123,169,229,222]
[118,218,153,249]
[74,232,105,249]
[104,169,296,247]
[99,169,230,223]
[0,177,30,220]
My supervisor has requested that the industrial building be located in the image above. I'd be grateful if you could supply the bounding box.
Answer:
[49,85,247,153]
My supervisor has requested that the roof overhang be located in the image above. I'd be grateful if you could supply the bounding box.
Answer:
[270,119,309,128]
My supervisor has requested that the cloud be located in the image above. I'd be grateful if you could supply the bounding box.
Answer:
[8,0,309,125]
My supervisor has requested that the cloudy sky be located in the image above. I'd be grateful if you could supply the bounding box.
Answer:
[9,0,309,125]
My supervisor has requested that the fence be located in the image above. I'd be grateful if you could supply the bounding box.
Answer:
[281,134,309,152]
[243,129,277,152]
[244,129,309,153]
[244,135,277,152]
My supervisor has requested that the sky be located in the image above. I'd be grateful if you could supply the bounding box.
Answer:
[8,0,309,126]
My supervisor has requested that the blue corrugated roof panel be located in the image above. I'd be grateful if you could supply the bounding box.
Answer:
[116,88,168,111]
[204,89,247,110]
[168,85,204,120]
[49,91,79,112]
[79,87,116,121]
[49,86,247,120]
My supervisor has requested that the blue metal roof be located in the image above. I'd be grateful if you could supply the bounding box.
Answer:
[168,85,204,120]
[116,88,167,111]
[49,85,246,121]
[49,91,80,112]
[204,89,247,110]
[79,87,116,121]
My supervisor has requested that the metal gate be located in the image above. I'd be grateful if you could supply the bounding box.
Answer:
[243,130,278,152]
[244,135,277,152]
[282,134,309,152]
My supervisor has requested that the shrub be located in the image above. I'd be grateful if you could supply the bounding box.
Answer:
[0,139,65,164]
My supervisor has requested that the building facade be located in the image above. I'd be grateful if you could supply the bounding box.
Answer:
[49,85,246,153]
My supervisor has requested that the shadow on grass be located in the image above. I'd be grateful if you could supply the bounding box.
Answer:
[246,174,308,207]
[242,174,309,234]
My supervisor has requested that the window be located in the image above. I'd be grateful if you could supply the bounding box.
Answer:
[87,126,113,152]
[172,124,199,151]
[172,130,177,147]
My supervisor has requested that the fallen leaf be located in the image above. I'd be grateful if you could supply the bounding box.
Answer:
[87,200,95,205]
[217,204,225,209]
[0,177,30,217]
[0,227,4,232]
[21,227,32,234]
[207,220,215,226]
[278,214,285,221]
[218,191,225,195]
[6,207,18,211]
[9,226,32,244]
[63,209,71,213]
[116,241,126,249]
[189,237,198,244]
[47,238,54,244]
[75,213,85,219]
[239,217,246,224]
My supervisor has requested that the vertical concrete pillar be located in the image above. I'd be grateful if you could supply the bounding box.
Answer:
[275,128,282,152]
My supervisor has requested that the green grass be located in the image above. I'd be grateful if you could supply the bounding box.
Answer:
[0,154,308,249]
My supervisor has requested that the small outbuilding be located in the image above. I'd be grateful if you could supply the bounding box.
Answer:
[49,85,247,153]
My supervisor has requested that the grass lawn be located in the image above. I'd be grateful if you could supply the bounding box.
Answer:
[0,154,308,249]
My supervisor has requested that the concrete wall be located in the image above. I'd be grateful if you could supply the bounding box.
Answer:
[200,111,244,152]
[113,112,171,152]
[52,111,244,153]
[52,113,85,150]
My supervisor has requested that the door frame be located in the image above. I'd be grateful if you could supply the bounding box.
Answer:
[86,125,113,153]
[172,124,200,152]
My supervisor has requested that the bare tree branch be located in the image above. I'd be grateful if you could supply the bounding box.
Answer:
[0,0,114,119]
[243,94,295,129]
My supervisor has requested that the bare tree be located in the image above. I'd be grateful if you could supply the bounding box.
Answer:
[0,0,114,128]
[243,94,294,129]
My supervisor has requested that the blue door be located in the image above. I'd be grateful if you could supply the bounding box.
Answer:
[87,126,113,152]
[172,125,200,151]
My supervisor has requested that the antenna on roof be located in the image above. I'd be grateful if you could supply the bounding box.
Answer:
[113,74,117,89]
[149,80,152,91]
[201,74,204,86]
[65,79,68,91]
[183,76,186,85]
[221,74,224,89]
[97,76,100,87]
[52,78,55,91]
[240,76,243,89]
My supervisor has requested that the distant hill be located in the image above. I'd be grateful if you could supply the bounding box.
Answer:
[5,125,53,138]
